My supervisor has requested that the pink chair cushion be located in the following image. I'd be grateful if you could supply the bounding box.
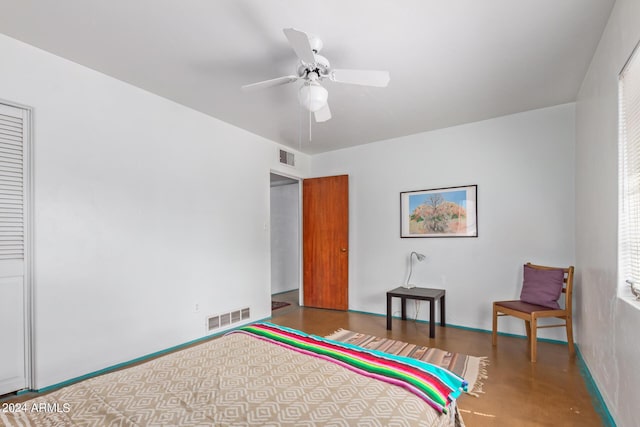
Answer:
[519,265,564,309]
[495,300,555,314]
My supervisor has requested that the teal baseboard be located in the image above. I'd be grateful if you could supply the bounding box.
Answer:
[18,312,617,427]
[347,308,569,345]
[32,316,270,395]
[575,345,616,427]
[349,308,616,426]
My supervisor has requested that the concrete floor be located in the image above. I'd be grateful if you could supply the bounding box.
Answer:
[271,307,608,427]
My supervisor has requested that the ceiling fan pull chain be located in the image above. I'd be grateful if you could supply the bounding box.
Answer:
[298,101,302,150]
[309,106,312,142]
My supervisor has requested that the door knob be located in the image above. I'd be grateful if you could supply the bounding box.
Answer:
[340,248,347,252]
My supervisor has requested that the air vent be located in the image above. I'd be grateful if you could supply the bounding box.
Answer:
[279,149,295,166]
[220,313,231,327]
[207,316,220,330]
[206,307,251,332]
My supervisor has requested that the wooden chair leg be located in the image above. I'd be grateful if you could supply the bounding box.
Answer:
[492,305,498,346]
[530,318,537,363]
[524,320,531,341]
[566,317,575,356]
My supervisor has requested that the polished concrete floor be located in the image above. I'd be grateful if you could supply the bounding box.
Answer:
[271,288,300,316]
[3,296,607,426]
[271,306,607,427]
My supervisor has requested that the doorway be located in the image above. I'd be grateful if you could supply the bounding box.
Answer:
[269,172,301,311]
[269,173,350,313]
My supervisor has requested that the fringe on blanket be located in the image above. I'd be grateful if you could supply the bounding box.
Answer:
[467,356,489,397]
[325,328,490,398]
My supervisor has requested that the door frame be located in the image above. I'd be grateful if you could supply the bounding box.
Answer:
[269,170,304,306]
[0,98,34,392]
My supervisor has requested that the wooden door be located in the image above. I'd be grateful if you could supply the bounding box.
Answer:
[303,175,348,310]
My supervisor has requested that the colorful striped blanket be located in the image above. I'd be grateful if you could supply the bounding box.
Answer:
[231,323,467,414]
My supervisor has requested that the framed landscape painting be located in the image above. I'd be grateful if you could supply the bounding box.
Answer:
[400,185,477,238]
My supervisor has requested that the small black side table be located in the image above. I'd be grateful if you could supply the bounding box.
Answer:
[386,287,446,338]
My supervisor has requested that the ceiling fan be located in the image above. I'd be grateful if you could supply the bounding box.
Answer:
[241,28,390,123]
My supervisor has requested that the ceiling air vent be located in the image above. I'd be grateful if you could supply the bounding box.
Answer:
[279,149,295,166]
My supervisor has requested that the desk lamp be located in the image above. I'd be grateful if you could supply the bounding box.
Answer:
[404,251,426,289]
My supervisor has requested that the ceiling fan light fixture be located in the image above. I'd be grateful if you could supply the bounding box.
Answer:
[308,35,323,53]
[242,28,390,124]
[298,82,328,112]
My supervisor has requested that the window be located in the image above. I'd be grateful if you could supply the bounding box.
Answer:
[619,41,640,301]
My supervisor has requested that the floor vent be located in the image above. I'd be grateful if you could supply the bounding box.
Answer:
[279,149,295,166]
[206,307,250,332]
[207,315,220,331]
[220,313,231,328]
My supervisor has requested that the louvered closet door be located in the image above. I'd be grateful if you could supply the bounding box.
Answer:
[0,102,28,395]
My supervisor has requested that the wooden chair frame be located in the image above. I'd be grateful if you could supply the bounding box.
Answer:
[492,263,575,363]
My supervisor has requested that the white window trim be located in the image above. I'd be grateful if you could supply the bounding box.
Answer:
[618,39,640,307]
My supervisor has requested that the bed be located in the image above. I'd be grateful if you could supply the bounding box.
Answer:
[1,323,466,426]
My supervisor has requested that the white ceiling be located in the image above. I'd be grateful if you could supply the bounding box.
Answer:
[0,0,614,154]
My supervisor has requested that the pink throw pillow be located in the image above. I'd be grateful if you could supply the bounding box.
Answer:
[520,265,564,309]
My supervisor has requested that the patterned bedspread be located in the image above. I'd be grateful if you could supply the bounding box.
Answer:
[233,323,467,414]
[1,325,465,426]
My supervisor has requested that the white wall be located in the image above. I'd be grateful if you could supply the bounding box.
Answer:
[270,182,300,294]
[575,0,640,425]
[311,103,575,339]
[0,34,310,389]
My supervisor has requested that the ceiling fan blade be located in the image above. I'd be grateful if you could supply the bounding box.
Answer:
[330,69,390,87]
[241,75,299,91]
[314,103,332,122]
[283,28,316,65]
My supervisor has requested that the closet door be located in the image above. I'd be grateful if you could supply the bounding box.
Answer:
[0,102,29,395]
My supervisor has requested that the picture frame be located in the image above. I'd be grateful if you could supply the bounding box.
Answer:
[400,185,477,238]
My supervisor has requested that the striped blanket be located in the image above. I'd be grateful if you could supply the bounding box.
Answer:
[232,323,467,414]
